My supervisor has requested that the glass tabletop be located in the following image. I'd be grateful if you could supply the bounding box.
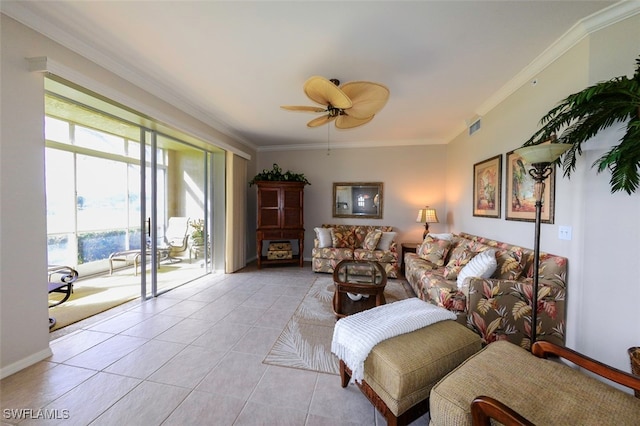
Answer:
[335,261,385,285]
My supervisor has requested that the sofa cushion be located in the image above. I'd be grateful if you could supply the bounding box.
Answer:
[404,253,435,290]
[456,249,497,289]
[443,246,475,280]
[354,248,397,263]
[363,229,383,250]
[314,227,333,248]
[417,236,452,267]
[311,247,354,260]
[377,231,397,251]
[331,227,356,248]
[430,341,640,426]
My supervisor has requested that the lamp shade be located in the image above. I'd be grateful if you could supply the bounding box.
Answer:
[514,143,572,164]
[416,207,439,224]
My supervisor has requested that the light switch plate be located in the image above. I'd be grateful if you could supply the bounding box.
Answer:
[558,226,572,241]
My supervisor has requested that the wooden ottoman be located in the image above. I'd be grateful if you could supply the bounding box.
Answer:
[339,320,482,426]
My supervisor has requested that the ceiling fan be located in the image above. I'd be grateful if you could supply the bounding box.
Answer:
[281,76,390,129]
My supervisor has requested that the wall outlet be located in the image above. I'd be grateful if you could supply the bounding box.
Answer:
[558,226,572,241]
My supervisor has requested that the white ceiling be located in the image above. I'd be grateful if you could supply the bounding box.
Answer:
[2,1,629,151]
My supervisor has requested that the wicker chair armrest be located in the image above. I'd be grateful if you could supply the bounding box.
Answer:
[471,395,534,426]
[532,341,640,395]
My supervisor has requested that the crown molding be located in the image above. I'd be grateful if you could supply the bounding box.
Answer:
[2,1,256,153]
[257,137,446,152]
[27,56,252,160]
[468,1,640,134]
[5,1,637,151]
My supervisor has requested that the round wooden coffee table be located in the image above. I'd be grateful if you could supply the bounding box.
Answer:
[332,260,387,318]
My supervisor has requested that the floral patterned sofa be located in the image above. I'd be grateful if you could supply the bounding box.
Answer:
[404,232,567,349]
[312,224,399,278]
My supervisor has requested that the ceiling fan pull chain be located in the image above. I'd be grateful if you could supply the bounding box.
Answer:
[327,123,331,156]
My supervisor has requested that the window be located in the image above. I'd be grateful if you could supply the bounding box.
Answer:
[44,77,224,278]
[44,112,159,268]
[44,80,176,272]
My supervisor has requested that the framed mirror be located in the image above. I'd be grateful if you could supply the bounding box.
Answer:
[333,182,383,219]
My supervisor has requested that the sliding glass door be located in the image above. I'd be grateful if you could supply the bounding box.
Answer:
[142,132,213,297]
[45,78,216,308]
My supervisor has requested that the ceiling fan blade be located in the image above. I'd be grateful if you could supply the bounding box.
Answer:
[335,114,374,129]
[307,114,337,128]
[304,76,352,109]
[281,105,327,113]
[340,81,389,119]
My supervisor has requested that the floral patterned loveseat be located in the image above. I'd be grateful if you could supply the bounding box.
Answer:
[312,224,399,278]
[404,232,567,349]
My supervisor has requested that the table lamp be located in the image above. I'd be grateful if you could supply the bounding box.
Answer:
[416,206,439,240]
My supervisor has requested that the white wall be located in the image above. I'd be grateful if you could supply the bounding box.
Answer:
[577,14,640,371]
[0,15,254,377]
[1,13,53,375]
[445,14,640,372]
[255,144,448,260]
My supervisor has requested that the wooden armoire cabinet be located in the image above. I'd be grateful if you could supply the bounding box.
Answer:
[255,181,305,268]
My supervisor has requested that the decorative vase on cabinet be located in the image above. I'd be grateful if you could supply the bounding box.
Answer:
[256,181,305,268]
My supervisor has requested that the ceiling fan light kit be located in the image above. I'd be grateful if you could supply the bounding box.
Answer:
[282,76,389,129]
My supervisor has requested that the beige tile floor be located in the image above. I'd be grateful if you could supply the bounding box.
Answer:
[1,263,429,425]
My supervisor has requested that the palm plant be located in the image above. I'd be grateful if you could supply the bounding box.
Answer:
[524,56,640,194]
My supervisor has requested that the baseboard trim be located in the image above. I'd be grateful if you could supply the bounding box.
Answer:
[0,347,53,379]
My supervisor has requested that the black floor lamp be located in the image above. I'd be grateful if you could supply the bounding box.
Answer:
[513,143,571,348]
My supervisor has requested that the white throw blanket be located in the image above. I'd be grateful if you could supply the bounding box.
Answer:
[331,298,457,384]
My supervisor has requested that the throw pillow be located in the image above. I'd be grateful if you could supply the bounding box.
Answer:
[494,248,526,280]
[457,249,497,289]
[417,236,452,267]
[352,227,368,247]
[376,231,397,251]
[466,241,492,253]
[331,227,355,248]
[443,247,475,280]
[427,232,454,241]
[363,229,383,250]
[314,227,333,248]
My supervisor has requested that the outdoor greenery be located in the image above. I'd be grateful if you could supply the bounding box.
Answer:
[524,56,640,194]
[190,219,205,245]
[78,230,130,263]
[249,163,310,186]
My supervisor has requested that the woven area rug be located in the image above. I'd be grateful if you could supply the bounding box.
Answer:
[263,275,412,375]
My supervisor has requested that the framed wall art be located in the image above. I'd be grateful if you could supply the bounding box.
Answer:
[333,182,383,219]
[505,150,556,223]
[473,155,502,218]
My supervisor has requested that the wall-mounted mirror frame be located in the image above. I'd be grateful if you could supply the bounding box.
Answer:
[333,182,383,219]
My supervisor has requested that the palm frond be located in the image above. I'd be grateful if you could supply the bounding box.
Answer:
[594,118,640,194]
[523,55,640,194]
